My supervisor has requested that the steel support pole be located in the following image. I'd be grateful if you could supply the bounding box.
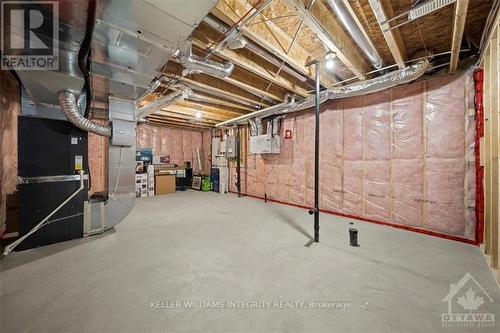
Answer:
[314,61,320,242]
[236,125,241,197]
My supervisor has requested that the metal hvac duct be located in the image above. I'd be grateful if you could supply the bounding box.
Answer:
[215,60,430,127]
[58,91,112,137]
[325,0,383,69]
[328,59,430,99]
[179,45,234,78]
[203,16,308,83]
[215,94,298,127]
[137,85,192,118]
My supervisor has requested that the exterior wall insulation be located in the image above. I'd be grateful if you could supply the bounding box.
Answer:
[0,72,20,234]
[232,72,477,242]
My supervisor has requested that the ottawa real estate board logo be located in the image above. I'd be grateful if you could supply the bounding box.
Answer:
[1,1,59,70]
[442,272,495,328]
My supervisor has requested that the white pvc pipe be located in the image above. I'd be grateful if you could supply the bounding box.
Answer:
[3,170,85,257]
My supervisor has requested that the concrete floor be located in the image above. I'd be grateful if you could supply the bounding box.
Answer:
[1,191,499,333]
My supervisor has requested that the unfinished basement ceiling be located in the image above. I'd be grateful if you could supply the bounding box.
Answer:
[136,0,495,130]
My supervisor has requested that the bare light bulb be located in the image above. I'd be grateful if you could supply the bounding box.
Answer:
[325,59,335,70]
[195,111,202,119]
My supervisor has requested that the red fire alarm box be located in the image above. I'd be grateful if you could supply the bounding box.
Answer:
[284,129,292,139]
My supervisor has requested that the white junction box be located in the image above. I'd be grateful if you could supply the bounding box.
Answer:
[249,134,280,154]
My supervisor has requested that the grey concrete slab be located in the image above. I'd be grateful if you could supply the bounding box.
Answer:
[1,191,499,333]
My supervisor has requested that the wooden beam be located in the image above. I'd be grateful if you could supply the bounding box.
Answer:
[148,121,213,131]
[284,0,369,80]
[147,117,214,129]
[192,37,309,97]
[149,112,219,125]
[212,0,336,87]
[179,100,247,117]
[172,45,284,103]
[163,62,271,108]
[188,92,254,112]
[161,103,237,121]
[450,0,470,73]
[368,0,407,68]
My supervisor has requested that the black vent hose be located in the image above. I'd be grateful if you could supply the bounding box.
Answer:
[78,0,98,119]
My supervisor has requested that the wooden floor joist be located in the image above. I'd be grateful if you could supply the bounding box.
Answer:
[283,0,370,80]
[211,0,336,87]
[192,36,309,97]
[188,93,254,112]
[368,0,407,68]
[450,0,470,73]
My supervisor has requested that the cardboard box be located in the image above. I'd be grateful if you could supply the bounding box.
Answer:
[155,174,176,195]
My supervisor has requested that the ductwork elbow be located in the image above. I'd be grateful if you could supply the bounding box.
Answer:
[137,84,192,118]
[58,91,112,137]
[181,54,234,78]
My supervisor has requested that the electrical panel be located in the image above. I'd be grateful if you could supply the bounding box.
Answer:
[226,135,237,158]
[249,134,280,154]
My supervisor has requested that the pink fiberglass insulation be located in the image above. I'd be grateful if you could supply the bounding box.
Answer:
[235,72,476,240]
[87,124,208,195]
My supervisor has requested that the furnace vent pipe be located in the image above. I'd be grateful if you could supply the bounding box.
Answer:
[58,91,112,137]
[325,0,383,69]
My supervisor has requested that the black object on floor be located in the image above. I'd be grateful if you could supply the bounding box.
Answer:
[349,228,359,247]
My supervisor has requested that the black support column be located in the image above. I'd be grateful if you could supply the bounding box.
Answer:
[313,61,320,243]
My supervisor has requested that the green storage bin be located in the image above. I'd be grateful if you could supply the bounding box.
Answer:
[201,177,211,192]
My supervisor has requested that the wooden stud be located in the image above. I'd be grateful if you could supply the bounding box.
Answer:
[450,0,470,73]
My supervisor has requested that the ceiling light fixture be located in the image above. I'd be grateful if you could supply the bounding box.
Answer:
[195,111,202,119]
[325,51,337,60]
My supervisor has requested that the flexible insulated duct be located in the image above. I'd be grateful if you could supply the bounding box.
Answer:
[328,59,430,99]
[58,91,112,137]
[215,60,430,127]
[326,0,383,69]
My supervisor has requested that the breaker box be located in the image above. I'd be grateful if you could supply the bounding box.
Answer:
[249,134,280,154]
